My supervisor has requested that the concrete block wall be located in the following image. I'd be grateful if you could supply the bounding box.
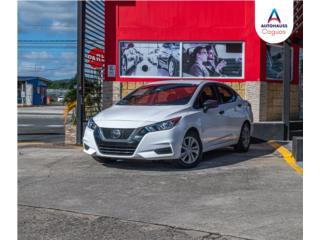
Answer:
[109,80,300,122]
[266,83,300,121]
[244,81,268,122]
[102,81,121,109]
[121,82,147,98]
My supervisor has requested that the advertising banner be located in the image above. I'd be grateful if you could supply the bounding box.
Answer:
[119,41,243,78]
[182,43,243,78]
[119,42,180,77]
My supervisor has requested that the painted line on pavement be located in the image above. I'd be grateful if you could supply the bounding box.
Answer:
[267,140,303,175]
[18,141,46,145]
[18,124,35,127]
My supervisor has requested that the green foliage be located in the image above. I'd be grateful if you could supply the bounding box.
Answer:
[48,76,77,90]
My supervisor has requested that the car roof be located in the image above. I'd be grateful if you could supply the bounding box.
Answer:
[146,80,214,86]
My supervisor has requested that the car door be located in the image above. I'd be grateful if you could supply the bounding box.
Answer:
[194,84,227,150]
[215,84,245,142]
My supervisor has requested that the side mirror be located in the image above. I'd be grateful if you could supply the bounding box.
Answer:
[203,99,218,113]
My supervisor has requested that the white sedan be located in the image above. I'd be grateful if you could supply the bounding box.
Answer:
[83,80,253,168]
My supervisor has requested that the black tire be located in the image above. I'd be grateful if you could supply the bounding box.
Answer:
[234,122,251,152]
[168,58,179,77]
[175,131,203,168]
[93,156,117,163]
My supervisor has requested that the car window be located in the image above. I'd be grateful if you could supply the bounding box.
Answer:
[195,85,218,108]
[216,85,236,104]
[117,84,198,106]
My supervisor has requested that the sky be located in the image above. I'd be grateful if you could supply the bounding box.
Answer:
[18,1,77,80]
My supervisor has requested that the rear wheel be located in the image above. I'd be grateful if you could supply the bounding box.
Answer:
[175,131,203,168]
[234,122,251,152]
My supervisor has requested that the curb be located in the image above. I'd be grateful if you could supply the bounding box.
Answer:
[267,140,303,175]
[18,142,82,149]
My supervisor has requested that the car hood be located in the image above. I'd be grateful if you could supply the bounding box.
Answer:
[94,105,188,128]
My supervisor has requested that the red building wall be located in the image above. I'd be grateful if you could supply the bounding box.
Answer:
[104,1,268,83]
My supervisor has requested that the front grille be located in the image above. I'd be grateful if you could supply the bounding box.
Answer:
[100,128,135,140]
[94,128,139,156]
[98,142,138,155]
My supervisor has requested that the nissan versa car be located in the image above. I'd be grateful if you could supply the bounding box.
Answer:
[83,80,253,168]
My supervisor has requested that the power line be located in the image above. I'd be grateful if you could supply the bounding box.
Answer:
[18,40,77,42]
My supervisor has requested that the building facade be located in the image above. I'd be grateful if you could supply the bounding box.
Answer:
[18,76,49,106]
[97,1,302,140]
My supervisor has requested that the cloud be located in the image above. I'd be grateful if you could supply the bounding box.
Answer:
[18,1,77,33]
[18,57,77,80]
[60,52,76,60]
[51,68,76,79]
[20,51,54,60]
[51,21,75,32]
[18,61,47,73]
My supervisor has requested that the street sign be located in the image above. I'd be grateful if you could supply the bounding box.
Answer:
[87,48,105,69]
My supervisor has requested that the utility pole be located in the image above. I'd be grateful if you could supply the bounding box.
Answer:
[282,40,291,140]
[76,0,86,144]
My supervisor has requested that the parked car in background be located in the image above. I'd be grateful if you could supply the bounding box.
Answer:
[157,43,180,76]
[83,80,253,168]
[121,43,143,75]
[57,96,64,102]
[148,48,160,65]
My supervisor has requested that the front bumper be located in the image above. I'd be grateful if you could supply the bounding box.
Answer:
[83,125,185,160]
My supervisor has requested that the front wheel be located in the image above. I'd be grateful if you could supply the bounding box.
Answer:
[175,131,203,168]
[234,122,251,152]
[168,59,176,76]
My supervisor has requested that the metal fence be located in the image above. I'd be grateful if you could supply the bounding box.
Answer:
[77,0,105,144]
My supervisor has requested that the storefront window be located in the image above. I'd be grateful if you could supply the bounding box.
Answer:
[299,48,303,79]
[119,41,244,78]
[266,44,293,80]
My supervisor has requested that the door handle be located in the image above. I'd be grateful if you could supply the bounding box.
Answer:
[219,110,225,115]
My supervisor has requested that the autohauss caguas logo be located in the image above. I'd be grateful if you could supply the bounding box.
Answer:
[260,8,288,37]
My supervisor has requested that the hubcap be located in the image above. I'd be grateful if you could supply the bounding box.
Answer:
[180,136,200,164]
[168,61,174,76]
[241,125,250,147]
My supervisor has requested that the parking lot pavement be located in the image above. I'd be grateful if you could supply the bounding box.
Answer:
[18,143,302,240]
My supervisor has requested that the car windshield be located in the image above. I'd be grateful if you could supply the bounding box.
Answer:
[117,83,198,106]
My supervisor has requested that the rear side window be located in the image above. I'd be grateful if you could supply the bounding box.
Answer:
[216,85,237,104]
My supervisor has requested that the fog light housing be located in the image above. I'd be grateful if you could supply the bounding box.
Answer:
[84,144,90,150]
[154,147,172,155]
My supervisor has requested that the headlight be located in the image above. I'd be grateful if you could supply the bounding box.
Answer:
[87,118,98,130]
[133,117,181,141]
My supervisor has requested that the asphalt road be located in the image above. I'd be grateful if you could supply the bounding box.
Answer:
[18,143,302,240]
[18,106,65,143]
